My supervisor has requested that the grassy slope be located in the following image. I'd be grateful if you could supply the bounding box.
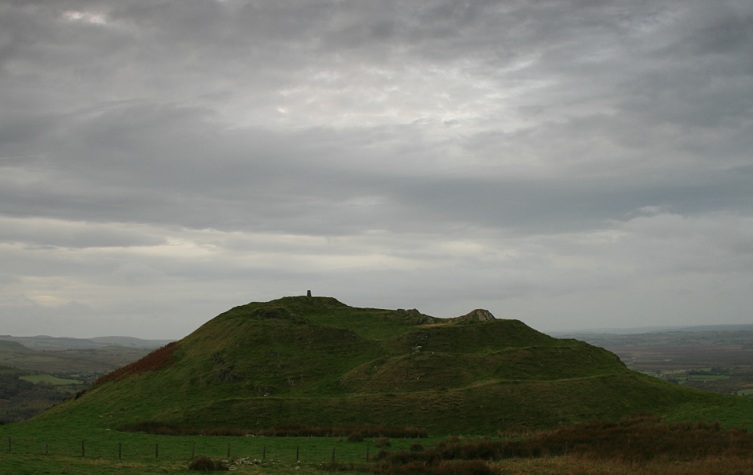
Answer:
[32,296,753,435]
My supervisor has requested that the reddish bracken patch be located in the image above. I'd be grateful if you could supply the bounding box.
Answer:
[94,341,178,386]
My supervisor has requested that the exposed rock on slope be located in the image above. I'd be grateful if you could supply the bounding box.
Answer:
[453,308,496,323]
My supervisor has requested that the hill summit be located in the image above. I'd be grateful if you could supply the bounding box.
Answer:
[42,295,746,434]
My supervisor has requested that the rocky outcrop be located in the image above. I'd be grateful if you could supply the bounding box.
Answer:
[452,309,496,323]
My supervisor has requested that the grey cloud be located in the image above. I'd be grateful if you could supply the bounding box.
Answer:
[3,93,751,238]
[0,219,165,249]
[672,6,753,58]
[1,0,752,337]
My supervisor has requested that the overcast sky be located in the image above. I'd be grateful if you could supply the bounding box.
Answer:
[1,0,752,339]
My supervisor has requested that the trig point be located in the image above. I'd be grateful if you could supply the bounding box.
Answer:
[306,290,312,297]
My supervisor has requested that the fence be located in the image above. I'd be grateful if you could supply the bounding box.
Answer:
[1,434,377,465]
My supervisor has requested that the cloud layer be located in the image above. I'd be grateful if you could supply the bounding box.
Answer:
[1,0,752,338]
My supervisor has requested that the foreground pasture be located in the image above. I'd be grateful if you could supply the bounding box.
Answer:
[3,416,753,474]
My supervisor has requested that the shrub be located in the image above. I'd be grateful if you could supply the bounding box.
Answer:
[435,438,504,460]
[374,437,391,448]
[188,456,229,471]
[395,461,430,473]
[117,421,196,435]
[373,458,494,474]
[435,460,495,475]
[319,462,370,472]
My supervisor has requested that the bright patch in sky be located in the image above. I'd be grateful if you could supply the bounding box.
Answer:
[63,11,108,25]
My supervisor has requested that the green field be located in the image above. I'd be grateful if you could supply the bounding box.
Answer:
[0,418,426,474]
[18,374,83,385]
[4,416,753,474]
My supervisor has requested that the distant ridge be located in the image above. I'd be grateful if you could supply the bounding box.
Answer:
[0,335,172,351]
[552,323,753,336]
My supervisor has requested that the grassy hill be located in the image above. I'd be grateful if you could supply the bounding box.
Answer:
[35,296,753,435]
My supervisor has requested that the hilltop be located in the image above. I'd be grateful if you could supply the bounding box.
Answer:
[37,296,753,435]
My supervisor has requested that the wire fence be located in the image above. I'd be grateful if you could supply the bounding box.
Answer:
[2,434,377,465]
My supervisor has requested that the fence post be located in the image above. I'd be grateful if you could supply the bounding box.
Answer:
[366,446,369,461]
[119,442,122,460]
[296,445,299,462]
[331,447,336,463]
[7,436,10,453]
[191,441,195,459]
[227,443,231,458]
[81,440,85,457]
[155,443,159,459]
[263,446,266,460]
[45,441,48,455]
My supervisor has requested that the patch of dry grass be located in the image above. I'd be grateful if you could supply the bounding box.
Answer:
[491,455,753,475]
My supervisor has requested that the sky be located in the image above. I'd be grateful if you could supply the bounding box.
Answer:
[1,0,752,339]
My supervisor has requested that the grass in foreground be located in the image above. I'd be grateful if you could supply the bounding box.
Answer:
[0,423,422,475]
[3,416,753,474]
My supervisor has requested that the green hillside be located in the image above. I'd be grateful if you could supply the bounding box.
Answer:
[35,296,753,434]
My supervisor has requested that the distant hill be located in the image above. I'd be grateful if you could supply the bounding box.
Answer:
[0,335,171,351]
[0,339,34,353]
[0,335,166,422]
[556,326,753,398]
[552,323,753,337]
[91,336,175,348]
[39,296,753,435]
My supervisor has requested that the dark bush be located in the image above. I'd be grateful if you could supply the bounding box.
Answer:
[320,461,371,472]
[374,437,391,448]
[436,438,504,460]
[348,431,365,442]
[395,461,430,473]
[409,443,424,452]
[117,420,196,435]
[188,456,229,471]
[373,458,495,474]
[435,460,496,475]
